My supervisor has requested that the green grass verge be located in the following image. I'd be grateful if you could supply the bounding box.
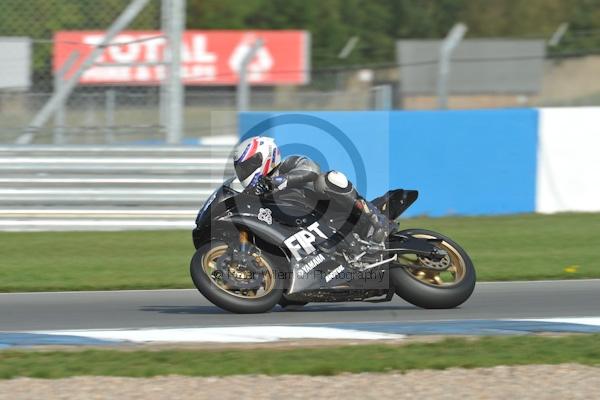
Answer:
[408,212,600,281]
[0,212,599,292]
[1,335,600,379]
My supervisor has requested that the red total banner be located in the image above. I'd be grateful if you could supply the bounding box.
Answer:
[53,30,310,85]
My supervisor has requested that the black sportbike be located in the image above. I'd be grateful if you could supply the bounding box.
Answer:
[190,177,476,313]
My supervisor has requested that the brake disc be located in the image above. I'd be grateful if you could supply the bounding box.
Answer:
[215,251,265,290]
[417,254,452,271]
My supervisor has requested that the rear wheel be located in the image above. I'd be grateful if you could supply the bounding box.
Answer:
[190,240,284,313]
[390,229,476,309]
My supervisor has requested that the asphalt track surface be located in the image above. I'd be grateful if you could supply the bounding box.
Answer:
[1,280,599,332]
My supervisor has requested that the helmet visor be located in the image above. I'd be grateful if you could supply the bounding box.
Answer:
[234,152,263,182]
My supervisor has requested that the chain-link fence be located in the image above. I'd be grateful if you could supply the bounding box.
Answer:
[1,0,599,145]
[0,0,385,144]
[0,0,161,144]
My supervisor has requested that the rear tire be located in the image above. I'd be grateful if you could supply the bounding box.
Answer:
[190,240,284,314]
[390,229,476,309]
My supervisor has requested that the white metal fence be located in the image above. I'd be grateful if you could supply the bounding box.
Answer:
[0,144,233,230]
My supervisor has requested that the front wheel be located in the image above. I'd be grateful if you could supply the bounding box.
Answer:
[390,229,476,309]
[190,240,284,314]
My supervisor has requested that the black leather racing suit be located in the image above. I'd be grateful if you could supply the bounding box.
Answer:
[248,155,391,242]
[270,155,321,190]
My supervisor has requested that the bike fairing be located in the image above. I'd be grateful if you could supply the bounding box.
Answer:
[193,179,387,291]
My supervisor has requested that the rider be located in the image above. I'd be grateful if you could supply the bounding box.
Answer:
[232,136,393,243]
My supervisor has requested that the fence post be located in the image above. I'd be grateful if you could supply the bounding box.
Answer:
[437,23,468,109]
[548,22,569,47]
[372,85,392,110]
[237,39,264,112]
[105,89,116,144]
[164,0,185,144]
[159,0,170,132]
[52,51,79,144]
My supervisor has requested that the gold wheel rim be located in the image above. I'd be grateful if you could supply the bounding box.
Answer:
[201,244,276,299]
[401,234,467,287]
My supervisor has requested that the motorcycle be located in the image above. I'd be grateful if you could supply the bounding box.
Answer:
[190,177,476,313]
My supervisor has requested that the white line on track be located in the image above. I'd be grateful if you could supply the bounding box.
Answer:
[30,326,404,343]
[5,318,600,335]
[13,318,600,343]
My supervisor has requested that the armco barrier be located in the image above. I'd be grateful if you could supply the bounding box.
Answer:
[240,110,539,217]
[0,145,233,231]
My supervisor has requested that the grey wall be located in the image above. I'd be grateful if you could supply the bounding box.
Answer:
[396,39,545,95]
[0,37,31,90]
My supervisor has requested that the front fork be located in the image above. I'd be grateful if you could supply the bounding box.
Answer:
[239,230,250,253]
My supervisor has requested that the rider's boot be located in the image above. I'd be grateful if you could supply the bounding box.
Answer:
[368,209,398,243]
[356,199,396,243]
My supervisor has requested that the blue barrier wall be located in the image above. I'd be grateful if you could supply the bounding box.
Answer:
[239,109,538,217]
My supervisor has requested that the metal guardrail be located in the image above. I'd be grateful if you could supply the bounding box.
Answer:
[0,145,234,231]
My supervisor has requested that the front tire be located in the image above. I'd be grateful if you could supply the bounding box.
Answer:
[190,240,284,314]
[390,229,476,309]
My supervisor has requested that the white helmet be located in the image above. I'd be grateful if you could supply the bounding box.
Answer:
[233,136,281,187]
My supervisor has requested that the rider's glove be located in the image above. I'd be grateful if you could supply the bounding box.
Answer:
[271,176,287,190]
[248,176,273,196]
